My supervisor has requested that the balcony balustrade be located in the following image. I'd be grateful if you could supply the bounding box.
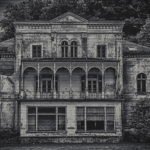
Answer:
[21,90,119,100]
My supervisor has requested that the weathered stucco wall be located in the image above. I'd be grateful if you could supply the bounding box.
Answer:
[0,38,16,128]
[123,58,150,99]
[21,33,120,60]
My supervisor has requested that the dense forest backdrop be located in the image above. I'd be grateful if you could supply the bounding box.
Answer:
[0,0,150,46]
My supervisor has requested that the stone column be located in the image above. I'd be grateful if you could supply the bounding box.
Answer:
[102,63,105,98]
[69,64,72,98]
[85,63,88,98]
[69,72,72,98]
[20,62,24,99]
[36,63,40,98]
[53,63,56,99]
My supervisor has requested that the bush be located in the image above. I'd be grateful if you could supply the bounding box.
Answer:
[128,99,150,142]
[0,127,20,144]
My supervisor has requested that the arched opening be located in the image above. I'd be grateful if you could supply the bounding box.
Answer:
[56,67,70,99]
[61,41,68,58]
[137,73,147,93]
[40,68,53,98]
[88,68,102,98]
[104,67,117,98]
[23,67,37,99]
[71,41,78,57]
[72,67,86,99]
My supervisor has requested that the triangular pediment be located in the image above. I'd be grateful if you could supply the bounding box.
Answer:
[50,12,88,23]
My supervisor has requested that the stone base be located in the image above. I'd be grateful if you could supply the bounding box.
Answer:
[20,136,122,144]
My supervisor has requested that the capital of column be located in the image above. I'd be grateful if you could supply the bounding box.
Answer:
[19,90,25,99]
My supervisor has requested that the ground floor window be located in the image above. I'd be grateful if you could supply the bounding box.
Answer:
[77,107,114,131]
[28,107,66,131]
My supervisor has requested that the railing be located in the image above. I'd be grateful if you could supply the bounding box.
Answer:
[23,91,118,100]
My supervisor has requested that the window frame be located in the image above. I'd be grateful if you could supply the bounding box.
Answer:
[61,41,68,58]
[76,106,115,132]
[32,45,42,58]
[137,73,147,94]
[35,75,58,93]
[71,41,78,58]
[27,106,66,132]
[97,45,106,58]
[88,74,102,93]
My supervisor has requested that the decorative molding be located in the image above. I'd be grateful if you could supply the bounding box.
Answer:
[14,22,51,30]
[23,61,119,74]
[88,24,124,30]
[39,62,54,72]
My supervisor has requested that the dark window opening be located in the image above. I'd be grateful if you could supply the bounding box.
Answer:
[61,41,68,57]
[32,45,41,58]
[87,121,104,130]
[97,45,106,58]
[71,41,78,58]
[137,73,146,93]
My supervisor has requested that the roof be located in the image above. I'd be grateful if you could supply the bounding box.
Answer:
[123,40,150,57]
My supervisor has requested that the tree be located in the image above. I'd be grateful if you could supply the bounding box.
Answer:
[128,99,150,142]
[135,16,150,47]
[0,0,45,41]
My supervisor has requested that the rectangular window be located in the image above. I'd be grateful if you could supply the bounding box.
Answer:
[97,45,106,58]
[32,45,41,58]
[87,107,104,130]
[28,107,66,131]
[106,107,114,130]
[76,107,115,131]
[77,107,85,130]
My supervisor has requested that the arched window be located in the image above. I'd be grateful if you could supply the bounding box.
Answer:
[61,41,68,57]
[137,73,146,93]
[71,41,77,57]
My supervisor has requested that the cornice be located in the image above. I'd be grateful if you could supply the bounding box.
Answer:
[14,22,51,29]
[123,55,150,58]
[13,21,124,30]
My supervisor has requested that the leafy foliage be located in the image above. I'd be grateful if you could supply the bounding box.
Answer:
[0,0,150,41]
[0,127,20,144]
[135,17,150,47]
[128,99,150,142]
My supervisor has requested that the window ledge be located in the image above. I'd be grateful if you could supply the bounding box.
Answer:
[75,130,116,133]
[135,92,150,95]
[26,130,67,133]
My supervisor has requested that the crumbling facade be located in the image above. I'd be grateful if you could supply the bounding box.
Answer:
[0,12,149,143]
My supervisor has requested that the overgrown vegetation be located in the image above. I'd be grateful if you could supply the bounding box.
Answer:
[126,99,150,142]
[0,127,20,144]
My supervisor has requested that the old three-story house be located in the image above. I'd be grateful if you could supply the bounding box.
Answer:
[0,12,150,143]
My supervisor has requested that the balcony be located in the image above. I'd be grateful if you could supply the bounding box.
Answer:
[20,62,121,100]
